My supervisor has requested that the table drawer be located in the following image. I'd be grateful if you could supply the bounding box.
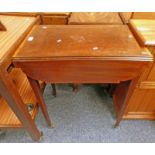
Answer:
[42,16,68,25]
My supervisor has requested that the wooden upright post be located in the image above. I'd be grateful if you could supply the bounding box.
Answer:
[0,21,7,31]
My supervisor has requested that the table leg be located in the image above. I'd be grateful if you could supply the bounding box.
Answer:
[51,84,56,97]
[114,77,138,127]
[72,84,79,92]
[27,76,53,127]
[0,71,41,141]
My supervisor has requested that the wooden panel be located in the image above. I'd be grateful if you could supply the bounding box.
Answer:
[68,12,123,25]
[42,16,68,25]
[137,60,153,82]
[129,20,155,82]
[129,19,155,46]
[0,15,39,69]
[124,87,155,119]
[14,60,147,83]
[0,68,38,128]
[147,62,155,81]
[40,12,70,25]
[133,12,155,19]
[119,12,155,23]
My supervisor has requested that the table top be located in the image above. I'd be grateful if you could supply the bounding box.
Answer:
[129,19,155,46]
[69,12,123,25]
[0,15,38,67]
[13,25,152,61]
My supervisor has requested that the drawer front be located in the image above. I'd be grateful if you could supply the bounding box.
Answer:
[42,16,68,25]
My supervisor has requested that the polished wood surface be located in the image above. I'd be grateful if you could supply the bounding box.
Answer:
[129,19,155,46]
[14,25,151,59]
[119,12,155,24]
[41,16,68,25]
[124,88,155,120]
[129,20,155,81]
[125,18,155,119]
[13,25,153,126]
[68,12,123,25]
[40,12,70,25]
[0,15,39,70]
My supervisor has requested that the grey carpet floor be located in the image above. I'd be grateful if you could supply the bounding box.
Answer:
[0,84,155,143]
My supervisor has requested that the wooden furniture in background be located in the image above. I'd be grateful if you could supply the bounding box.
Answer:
[68,12,123,25]
[0,15,42,141]
[132,12,155,19]
[0,12,71,25]
[121,19,155,120]
[13,25,152,126]
[40,12,71,25]
[68,12,124,91]
[120,12,155,24]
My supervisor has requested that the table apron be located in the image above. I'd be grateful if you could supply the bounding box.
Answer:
[14,60,147,83]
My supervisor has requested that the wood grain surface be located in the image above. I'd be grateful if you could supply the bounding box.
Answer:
[0,69,38,128]
[129,19,155,46]
[68,12,123,25]
[132,12,155,19]
[13,25,151,60]
[0,15,39,69]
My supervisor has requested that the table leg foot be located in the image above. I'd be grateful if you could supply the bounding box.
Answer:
[113,121,120,128]
[51,84,56,97]
[72,84,79,92]
[48,124,54,128]
[0,129,6,138]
